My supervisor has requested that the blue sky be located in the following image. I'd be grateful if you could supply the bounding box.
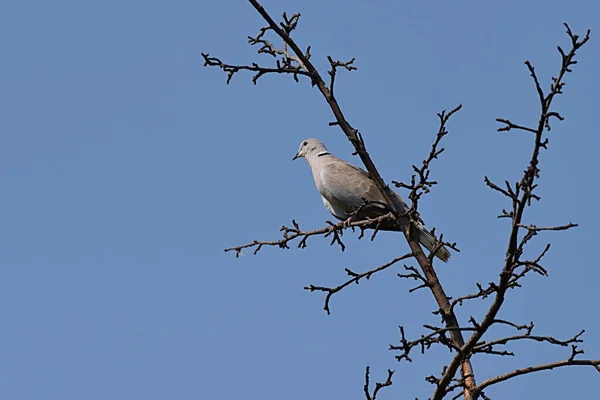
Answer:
[1,1,599,399]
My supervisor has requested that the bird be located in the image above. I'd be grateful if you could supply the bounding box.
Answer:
[292,138,450,262]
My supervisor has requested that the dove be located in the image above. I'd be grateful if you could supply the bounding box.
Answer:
[293,138,450,262]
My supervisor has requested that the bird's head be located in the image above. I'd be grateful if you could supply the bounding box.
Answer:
[292,138,329,161]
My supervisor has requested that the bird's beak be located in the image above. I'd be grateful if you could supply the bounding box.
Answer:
[292,152,300,161]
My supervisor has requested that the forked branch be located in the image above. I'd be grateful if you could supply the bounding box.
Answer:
[432,24,592,400]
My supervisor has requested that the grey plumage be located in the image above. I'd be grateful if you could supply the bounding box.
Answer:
[293,138,450,262]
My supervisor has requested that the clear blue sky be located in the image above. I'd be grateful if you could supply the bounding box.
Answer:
[1,1,598,399]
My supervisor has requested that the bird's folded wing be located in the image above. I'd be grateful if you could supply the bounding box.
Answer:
[320,161,388,211]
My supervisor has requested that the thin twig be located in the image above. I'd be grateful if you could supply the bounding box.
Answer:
[305,253,413,314]
[473,358,600,396]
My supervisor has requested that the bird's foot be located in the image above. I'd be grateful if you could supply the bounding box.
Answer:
[341,216,355,229]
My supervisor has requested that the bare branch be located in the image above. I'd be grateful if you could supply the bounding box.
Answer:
[433,24,590,400]
[473,329,585,356]
[224,213,395,256]
[390,325,476,363]
[492,319,534,333]
[364,366,394,400]
[484,176,518,201]
[473,358,600,396]
[393,104,462,210]
[450,283,498,311]
[328,56,356,96]
[397,265,430,293]
[305,253,413,314]
[496,118,538,133]
[200,51,311,84]
[517,222,578,232]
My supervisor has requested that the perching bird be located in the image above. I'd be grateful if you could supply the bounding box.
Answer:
[293,138,450,262]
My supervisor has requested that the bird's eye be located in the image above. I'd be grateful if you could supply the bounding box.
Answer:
[303,141,308,146]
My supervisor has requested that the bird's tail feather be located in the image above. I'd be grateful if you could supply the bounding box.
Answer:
[414,223,451,262]
[378,190,450,262]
